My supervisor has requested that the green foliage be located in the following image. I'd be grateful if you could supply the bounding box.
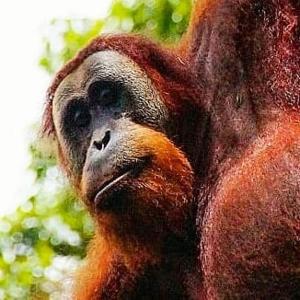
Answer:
[0,139,94,299]
[0,0,191,298]
[40,19,104,74]
[39,0,191,75]
[108,0,191,40]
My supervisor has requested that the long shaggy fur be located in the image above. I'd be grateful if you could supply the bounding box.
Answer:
[43,0,300,298]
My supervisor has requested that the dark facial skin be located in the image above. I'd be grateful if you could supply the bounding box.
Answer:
[52,50,193,246]
[53,50,169,180]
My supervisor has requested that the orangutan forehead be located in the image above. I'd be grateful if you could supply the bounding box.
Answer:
[52,50,170,132]
[54,50,163,106]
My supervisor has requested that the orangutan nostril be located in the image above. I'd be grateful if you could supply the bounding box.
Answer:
[93,130,111,151]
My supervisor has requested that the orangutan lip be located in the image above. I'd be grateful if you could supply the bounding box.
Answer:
[94,170,131,207]
[93,157,151,208]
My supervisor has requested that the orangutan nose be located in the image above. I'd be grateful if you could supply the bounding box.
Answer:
[93,130,111,152]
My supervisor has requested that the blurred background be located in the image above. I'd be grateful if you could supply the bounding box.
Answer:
[0,0,191,298]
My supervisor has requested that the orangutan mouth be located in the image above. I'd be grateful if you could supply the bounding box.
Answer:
[93,157,151,209]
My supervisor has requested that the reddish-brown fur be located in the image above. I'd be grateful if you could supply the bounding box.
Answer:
[74,126,195,299]
[43,0,300,298]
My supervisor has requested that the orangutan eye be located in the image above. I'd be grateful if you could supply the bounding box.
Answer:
[88,81,121,108]
[67,102,91,129]
[99,87,117,107]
